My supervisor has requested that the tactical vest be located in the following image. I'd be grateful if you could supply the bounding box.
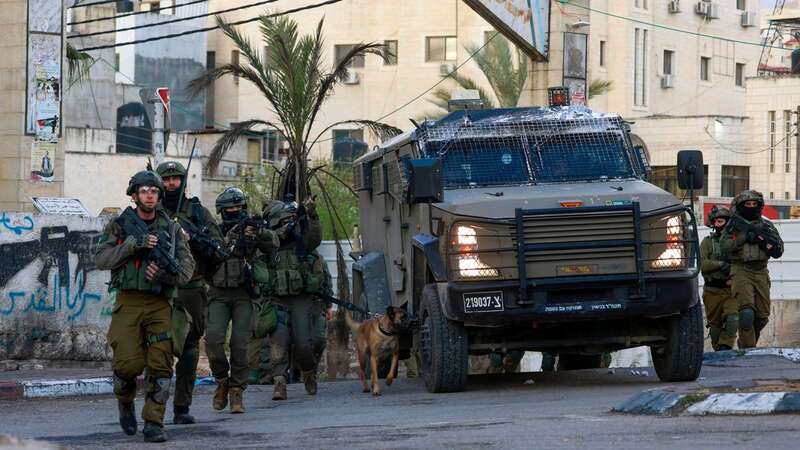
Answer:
[109,212,178,298]
[733,219,772,264]
[173,197,212,284]
[703,234,730,286]
[210,258,249,288]
[254,244,326,298]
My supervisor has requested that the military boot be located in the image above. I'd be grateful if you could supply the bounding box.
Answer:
[142,421,167,443]
[173,405,195,425]
[229,387,245,414]
[118,401,137,436]
[272,375,287,401]
[303,370,318,396]
[213,378,229,411]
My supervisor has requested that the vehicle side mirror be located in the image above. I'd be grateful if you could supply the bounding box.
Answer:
[677,150,704,190]
[406,158,443,204]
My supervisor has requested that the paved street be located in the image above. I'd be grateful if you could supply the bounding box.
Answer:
[2,354,799,450]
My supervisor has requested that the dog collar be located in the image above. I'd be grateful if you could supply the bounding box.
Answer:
[378,323,396,336]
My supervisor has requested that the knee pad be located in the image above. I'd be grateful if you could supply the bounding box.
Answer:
[113,372,136,397]
[724,314,739,335]
[147,377,172,405]
[739,308,755,331]
[755,317,769,333]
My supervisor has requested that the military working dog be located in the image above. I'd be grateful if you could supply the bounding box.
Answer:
[345,306,408,396]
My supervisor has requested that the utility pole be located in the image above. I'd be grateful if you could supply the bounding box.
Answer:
[152,100,166,166]
[140,87,170,167]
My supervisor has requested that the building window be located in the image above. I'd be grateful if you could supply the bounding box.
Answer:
[333,129,364,143]
[599,40,606,67]
[651,165,708,198]
[426,36,457,62]
[700,57,710,81]
[231,50,239,85]
[735,63,745,87]
[634,28,648,106]
[114,52,120,70]
[635,0,647,8]
[383,40,398,65]
[334,44,366,68]
[663,50,674,76]
[785,110,793,173]
[769,110,776,173]
[786,192,791,200]
[721,165,750,197]
[736,0,746,10]
[262,131,283,162]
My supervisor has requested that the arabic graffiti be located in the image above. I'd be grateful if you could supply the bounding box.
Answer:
[0,272,102,320]
[0,212,35,235]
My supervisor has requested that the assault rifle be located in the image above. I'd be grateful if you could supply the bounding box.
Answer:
[726,213,783,258]
[117,207,181,294]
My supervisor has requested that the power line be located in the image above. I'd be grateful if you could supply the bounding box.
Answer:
[69,0,208,26]
[75,0,344,51]
[70,0,280,39]
[562,0,793,51]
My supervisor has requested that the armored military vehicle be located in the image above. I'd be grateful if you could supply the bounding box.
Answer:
[351,106,704,393]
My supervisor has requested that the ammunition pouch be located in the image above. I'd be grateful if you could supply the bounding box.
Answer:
[254,301,278,338]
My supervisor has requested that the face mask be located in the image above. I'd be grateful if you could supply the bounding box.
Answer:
[162,189,181,212]
[221,209,247,232]
[739,205,761,221]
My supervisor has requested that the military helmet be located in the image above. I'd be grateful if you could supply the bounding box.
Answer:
[126,170,165,197]
[733,190,764,207]
[265,201,298,229]
[155,161,187,178]
[708,205,731,225]
[215,187,247,214]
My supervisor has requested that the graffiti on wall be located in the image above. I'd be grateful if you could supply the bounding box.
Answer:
[0,213,110,322]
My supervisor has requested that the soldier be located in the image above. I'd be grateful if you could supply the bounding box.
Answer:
[155,161,226,424]
[263,198,328,401]
[94,170,195,443]
[700,206,737,351]
[206,187,278,413]
[720,190,784,349]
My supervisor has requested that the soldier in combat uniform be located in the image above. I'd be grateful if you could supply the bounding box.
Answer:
[700,206,737,351]
[156,161,226,424]
[263,198,328,401]
[94,171,195,443]
[720,190,784,348]
[206,187,278,413]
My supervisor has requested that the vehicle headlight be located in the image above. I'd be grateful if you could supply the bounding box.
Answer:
[451,225,500,278]
[650,215,686,270]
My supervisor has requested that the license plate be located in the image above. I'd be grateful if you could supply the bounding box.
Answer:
[463,291,504,313]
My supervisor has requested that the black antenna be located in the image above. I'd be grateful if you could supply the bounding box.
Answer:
[175,138,197,214]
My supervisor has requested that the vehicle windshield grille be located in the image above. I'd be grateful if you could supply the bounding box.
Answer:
[417,108,640,188]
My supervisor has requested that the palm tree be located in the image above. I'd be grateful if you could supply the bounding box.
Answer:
[424,32,527,118]
[188,15,401,202]
[587,79,614,99]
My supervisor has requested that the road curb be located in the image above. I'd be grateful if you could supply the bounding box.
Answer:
[703,347,800,365]
[615,390,800,416]
[0,376,217,401]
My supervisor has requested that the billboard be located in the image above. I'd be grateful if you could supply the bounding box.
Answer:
[463,0,550,60]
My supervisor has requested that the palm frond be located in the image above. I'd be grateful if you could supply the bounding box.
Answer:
[588,79,614,99]
[309,119,401,150]
[204,119,284,175]
[66,42,94,84]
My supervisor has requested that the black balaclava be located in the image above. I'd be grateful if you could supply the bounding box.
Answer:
[221,208,247,233]
[162,188,182,212]
[739,204,762,221]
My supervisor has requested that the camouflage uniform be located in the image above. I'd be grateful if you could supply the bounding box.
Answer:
[261,200,329,400]
[94,170,195,442]
[156,161,225,423]
[720,190,784,349]
[206,188,278,413]
[700,206,737,350]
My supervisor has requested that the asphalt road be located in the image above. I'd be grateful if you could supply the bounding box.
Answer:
[2,355,799,450]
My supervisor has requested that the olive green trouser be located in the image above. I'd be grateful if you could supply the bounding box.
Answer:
[702,286,738,350]
[247,336,272,380]
[731,263,771,349]
[206,286,253,389]
[173,283,207,409]
[107,291,173,425]
[269,295,327,377]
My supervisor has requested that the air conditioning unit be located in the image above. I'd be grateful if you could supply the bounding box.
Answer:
[668,0,681,13]
[706,3,719,19]
[694,1,706,15]
[342,70,360,85]
[741,11,757,27]
[661,74,674,88]
[439,63,456,77]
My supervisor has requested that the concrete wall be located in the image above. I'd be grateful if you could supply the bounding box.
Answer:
[0,213,113,360]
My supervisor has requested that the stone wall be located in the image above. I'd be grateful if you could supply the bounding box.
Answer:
[0,213,113,360]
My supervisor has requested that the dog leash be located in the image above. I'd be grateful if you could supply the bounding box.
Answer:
[316,292,372,316]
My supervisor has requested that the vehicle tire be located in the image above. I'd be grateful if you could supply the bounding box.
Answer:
[557,354,603,371]
[651,302,704,382]
[419,284,468,393]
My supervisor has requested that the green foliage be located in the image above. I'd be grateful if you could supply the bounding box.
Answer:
[66,42,94,85]
[588,79,614,99]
